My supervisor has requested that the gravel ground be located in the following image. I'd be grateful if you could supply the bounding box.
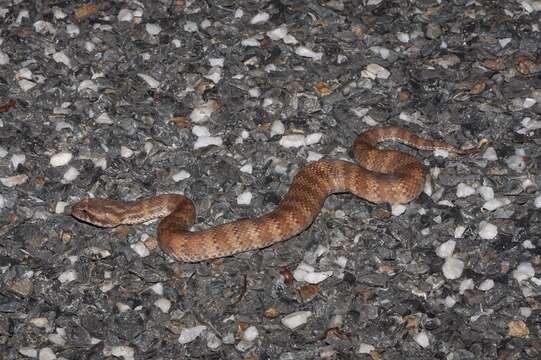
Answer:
[1,1,541,359]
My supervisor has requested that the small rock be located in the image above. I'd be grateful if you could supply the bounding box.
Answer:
[172,170,190,182]
[271,120,285,137]
[138,74,160,89]
[305,133,322,145]
[78,79,97,92]
[10,154,25,169]
[358,343,375,354]
[19,347,38,358]
[131,242,150,257]
[50,152,72,167]
[512,262,535,282]
[442,257,464,279]
[242,326,258,341]
[120,146,133,158]
[391,204,406,216]
[184,21,198,32]
[507,320,529,338]
[250,12,270,25]
[293,263,333,284]
[117,9,133,22]
[279,134,306,148]
[58,270,77,283]
[96,113,113,124]
[267,25,288,40]
[459,278,474,294]
[110,346,134,360]
[479,221,497,240]
[436,240,456,258]
[154,298,171,313]
[0,50,9,65]
[206,332,222,350]
[178,325,207,344]
[454,225,466,238]
[478,279,494,291]
[295,46,323,60]
[194,136,222,149]
[39,347,56,360]
[0,174,29,187]
[145,23,161,35]
[189,100,219,123]
[63,167,79,182]
[478,186,494,201]
[281,311,311,329]
[237,192,252,205]
[362,64,390,79]
[482,198,510,211]
[30,317,49,328]
[413,331,430,348]
[456,183,475,198]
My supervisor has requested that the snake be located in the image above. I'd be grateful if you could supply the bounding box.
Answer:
[71,127,478,262]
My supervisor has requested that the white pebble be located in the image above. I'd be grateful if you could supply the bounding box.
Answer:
[131,242,150,257]
[295,46,323,60]
[250,12,270,25]
[78,79,97,92]
[58,270,77,283]
[66,24,79,37]
[189,100,218,123]
[436,240,456,258]
[279,134,306,148]
[205,67,222,83]
[499,37,512,47]
[55,201,68,214]
[456,183,475,198]
[19,347,38,358]
[242,326,259,341]
[391,204,407,216]
[293,263,332,284]
[10,154,25,169]
[209,58,224,67]
[117,9,133,22]
[237,192,252,205]
[240,164,253,174]
[138,74,160,89]
[520,307,532,317]
[523,240,535,249]
[396,32,410,42]
[52,51,71,68]
[234,8,244,18]
[96,113,113,125]
[192,125,211,137]
[459,278,475,294]
[48,333,65,346]
[369,46,391,59]
[270,120,285,137]
[478,221,497,240]
[433,149,449,158]
[478,186,494,201]
[482,198,510,211]
[283,34,298,44]
[39,347,56,360]
[305,133,322,145]
[0,50,9,65]
[30,317,49,328]
[0,174,28,187]
[413,331,429,348]
[19,79,37,91]
[33,20,56,35]
[508,154,526,172]
[442,257,464,279]
[241,37,260,47]
[358,343,375,354]
[0,146,7,158]
[454,225,466,238]
[146,23,162,35]
[267,25,288,40]
[154,298,171,313]
[110,346,134,360]
[63,167,79,182]
[281,311,311,329]
[248,87,260,97]
[206,332,222,350]
[194,136,222,150]
[120,146,133,158]
[178,325,207,344]
[50,152,72,167]
[172,170,190,182]
[478,279,494,291]
[307,151,323,162]
[444,296,456,308]
[184,21,198,32]
[512,262,535,282]
[150,283,163,295]
[362,63,391,79]
[482,147,498,161]
[523,98,536,108]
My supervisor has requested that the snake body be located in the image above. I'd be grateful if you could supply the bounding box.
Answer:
[72,127,477,262]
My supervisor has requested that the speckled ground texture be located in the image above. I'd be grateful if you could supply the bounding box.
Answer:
[1,0,541,359]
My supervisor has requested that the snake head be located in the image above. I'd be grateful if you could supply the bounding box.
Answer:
[71,198,123,228]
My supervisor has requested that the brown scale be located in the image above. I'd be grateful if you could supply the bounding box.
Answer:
[71,127,479,262]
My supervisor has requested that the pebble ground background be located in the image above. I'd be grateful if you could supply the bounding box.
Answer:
[1,1,541,359]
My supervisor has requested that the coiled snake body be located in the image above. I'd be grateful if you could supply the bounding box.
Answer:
[72,127,477,262]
